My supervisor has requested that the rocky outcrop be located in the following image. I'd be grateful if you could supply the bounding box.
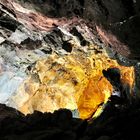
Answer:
[12,0,140,60]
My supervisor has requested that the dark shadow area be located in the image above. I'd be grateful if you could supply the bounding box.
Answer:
[62,41,72,53]
[17,0,84,18]
[103,68,131,103]
[70,27,90,46]
[1,92,140,139]
[0,10,20,32]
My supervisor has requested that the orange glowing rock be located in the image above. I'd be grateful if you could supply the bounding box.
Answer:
[78,66,134,119]
[78,77,112,119]
[10,44,134,119]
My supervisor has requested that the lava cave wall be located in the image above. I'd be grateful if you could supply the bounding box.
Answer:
[0,0,139,118]
[0,1,140,139]
[17,0,140,60]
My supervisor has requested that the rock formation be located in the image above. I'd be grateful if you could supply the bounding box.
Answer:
[0,0,140,139]
[0,0,136,119]
[12,0,140,60]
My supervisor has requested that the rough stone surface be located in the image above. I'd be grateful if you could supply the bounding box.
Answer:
[0,1,139,139]
[0,0,137,120]
[13,0,140,60]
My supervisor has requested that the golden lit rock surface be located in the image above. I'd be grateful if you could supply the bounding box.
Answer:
[8,43,134,119]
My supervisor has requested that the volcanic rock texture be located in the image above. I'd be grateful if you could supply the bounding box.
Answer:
[0,0,137,120]
[15,0,140,60]
[0,0,140,139]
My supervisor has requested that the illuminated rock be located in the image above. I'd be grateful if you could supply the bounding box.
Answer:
[9,45,134,119]
[0,0,135,119]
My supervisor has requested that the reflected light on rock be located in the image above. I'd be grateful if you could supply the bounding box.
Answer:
[11,44,135,119]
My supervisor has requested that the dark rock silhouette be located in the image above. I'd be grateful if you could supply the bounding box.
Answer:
[0,97,140,140]
[102,68,132,104]
[102,68,121,89]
